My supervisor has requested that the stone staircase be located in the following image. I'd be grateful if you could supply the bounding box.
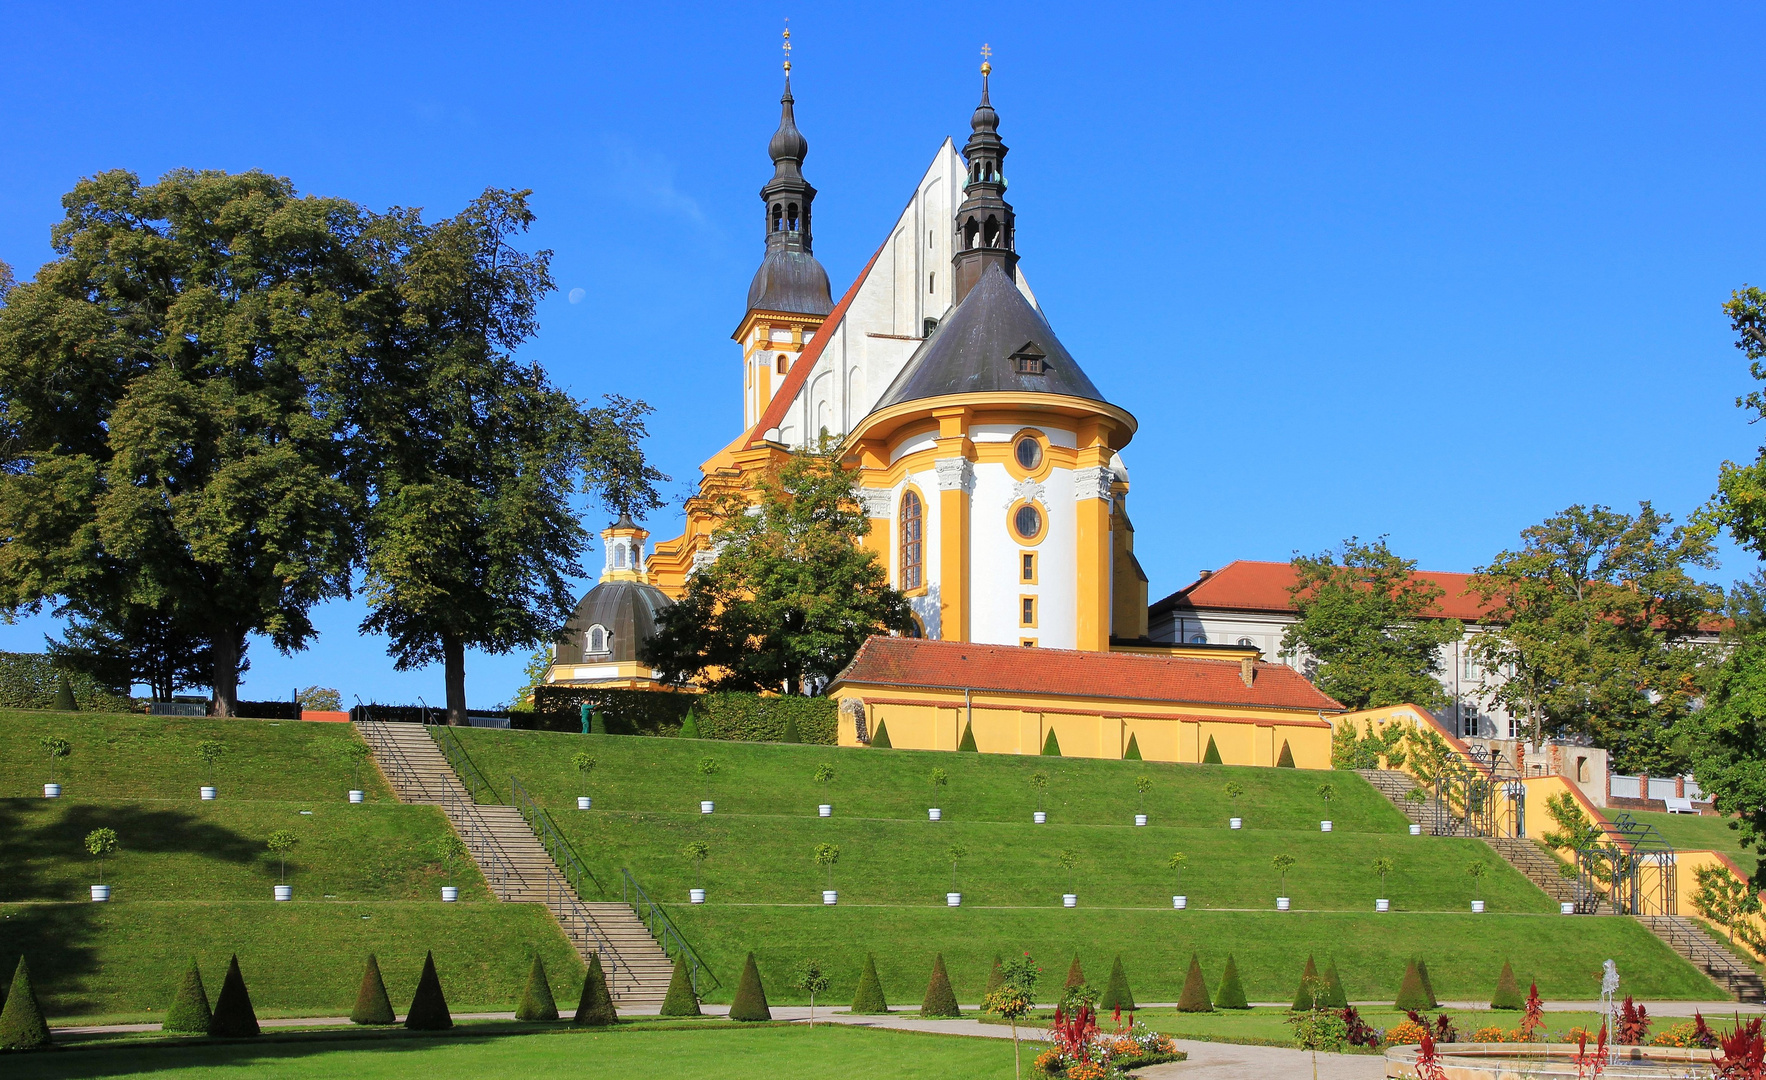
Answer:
[1482,836,1577,906]
[355,720,673,1008]
[1358,768,1459,833]
[1638,916,1766,1003]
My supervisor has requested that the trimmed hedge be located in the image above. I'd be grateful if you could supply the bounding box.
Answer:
[1215,954,1249,1010]
[1101,955,1135,1012]
[523,686,837,744]
[920,954,959,1018]
[351,954,395,1025]
[163,957,212,1034]
[659,954,701,1017]
[516,955,559,1022]
[1176,953,1213,1013]
[571,953,616,1027]
[1291,955,1320,1011]
[695,693,835,744]
[729,953,771,1022]
[851,953,889,1014]
[0,652,130,713]
[1491,960,1523,1010]
[0,956,50,1049]
[405,951,453,1030]
[236,701,302,721]
[530,686,694,734]
[210,954,260,1038]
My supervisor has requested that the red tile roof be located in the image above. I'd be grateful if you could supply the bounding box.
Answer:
[832,636,1342,712]
[1149,560,1491,622]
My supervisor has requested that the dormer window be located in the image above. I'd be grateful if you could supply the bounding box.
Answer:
[587,625,610,655]
[1011,341,1047,375]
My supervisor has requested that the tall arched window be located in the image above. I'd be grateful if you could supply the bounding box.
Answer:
[900,490,923,590]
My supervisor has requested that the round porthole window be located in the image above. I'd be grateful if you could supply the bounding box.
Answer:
[1013,504,1043,540]
[1014,436,1043,470]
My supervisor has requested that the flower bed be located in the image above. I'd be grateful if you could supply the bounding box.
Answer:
[1035,1015,1183,1078]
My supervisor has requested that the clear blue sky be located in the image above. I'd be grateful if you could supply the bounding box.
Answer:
[3,2,1763,706]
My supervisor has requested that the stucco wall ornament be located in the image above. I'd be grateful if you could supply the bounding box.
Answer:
[1073,465,1116,505]
[934,457,975,493]
[1008,478,1047,509]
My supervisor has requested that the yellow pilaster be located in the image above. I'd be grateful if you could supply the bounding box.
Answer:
[1076,493,1111,652]
[932,407,972,643]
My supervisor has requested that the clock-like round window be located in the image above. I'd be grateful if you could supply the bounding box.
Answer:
[1014,436,1043,470]
[1013,504,1043,540]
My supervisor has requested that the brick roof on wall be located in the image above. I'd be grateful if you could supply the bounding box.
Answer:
[1148,560,1490,622]
[832,636,1342,712]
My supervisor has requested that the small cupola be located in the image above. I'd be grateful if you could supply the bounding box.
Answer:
[601,515,650,584]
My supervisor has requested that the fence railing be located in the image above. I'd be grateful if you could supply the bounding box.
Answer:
[622,867,719,996]
[433,722,499,806]
[508,777,628,995]
[355,718,514,892]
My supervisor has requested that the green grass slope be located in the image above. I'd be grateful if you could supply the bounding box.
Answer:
[1625,809,1761,878]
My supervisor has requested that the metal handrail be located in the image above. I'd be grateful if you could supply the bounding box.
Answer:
[511,778,604,899]
[433,722,499,805]
[622,867,720,994]
[508,777,626,995]
[356,719,515,891]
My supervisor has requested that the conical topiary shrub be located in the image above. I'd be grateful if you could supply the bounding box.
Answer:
[571,953,616,1027]
[1490,960,1523,1010]
[54,674,77,711]
[659,953,701,1017]
[405,951,453,1030]
[678,713,701,738]
[1394,960,1431,1010]
[1276,740,1295,768]
[870,720,892,748]
[1202,736,1223,764]
[920,954,959,1018]
[1042,729,1062,756]
[351,954,396,1025]
[1416,960,1439,1008]
[0,956,50,1050]
[782,715,801,744]
[1215,954,1249,1010]
[1065,955,1086,990]
[1123,733,1142,760]
[1321,960,1348,1009]
[1100,955,1135,1012]
[163,957,212,1035]
[985,956,1005,996]
[516,955,559,1022]
[958,722,978,752]
[728,952,771,1022]
[851,953,889,1014]
[209,954,260,1038]
[1176,953,1213,1013]
[1290,955,1320,1011]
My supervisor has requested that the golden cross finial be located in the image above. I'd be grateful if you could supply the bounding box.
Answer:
[783,19,792,73]
[980,42,992,76]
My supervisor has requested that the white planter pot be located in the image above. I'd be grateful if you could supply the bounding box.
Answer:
[690,888,706,904]
[1560,901,1576,915]
[947,892,962,907]
[1229,817,1242,830]
[348,789,365,804]
[440,886,458,902]
[928,808,942,821]
[1376,898,1390,912]
[1320,820,1332,832]
[1409,823,1423,836]
[1062,893,1077,908]
[273,884,293,902]
[819,804,832,818]
[1033,811,1046,824]
[200,786,217,801]
[577,796,592,810]
[90,884,110,902]
[700,800,714,814]
[1173,895,1187,910]
[1135,814,1148,827]
[44,783,60,798]
[822,889,838,905]
[1276,896,1291,911]
[1471,900,1485,913]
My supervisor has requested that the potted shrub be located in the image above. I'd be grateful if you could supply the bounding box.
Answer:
[1404,788,1426,834]
[85,827,118,902]
[340,740,369,802]
[573,753,597,810]
[197,739,224,800]
[1317,781,1335,831]
[814,763,835,817]
[1059,848,1079,907]
[41,736,70,798]
[1467,860,1487,912]
[794,958,831,1022]
[683,841,709,903]
[946,843,968,906]
[1169,850,1189,909]
[1225,781,1244,828]
[267,830,299,901]
[1135,775,1153,826]
[435,834,468,901]
[928,767,947,821]
[1373,856,1394,912]
[1272,852,1296,911]
[1029,772,1049,824]
[814,842,840,905]
[698,757,719,814]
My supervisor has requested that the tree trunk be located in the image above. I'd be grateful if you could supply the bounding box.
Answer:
[211,631,242,717]
[443,633,467,725]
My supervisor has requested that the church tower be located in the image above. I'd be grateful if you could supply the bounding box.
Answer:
[951,55,1018,304]
[733,29,835,432]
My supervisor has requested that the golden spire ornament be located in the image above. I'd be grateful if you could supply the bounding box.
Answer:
[783,19,792,73]
[980,42,992,76]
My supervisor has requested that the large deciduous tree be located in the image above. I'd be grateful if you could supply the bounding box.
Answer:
[644,442,912,693]
[1282,537,1462,711]
[0,170,364,714]
[350,189,664,724]
[1467,504,1718,770]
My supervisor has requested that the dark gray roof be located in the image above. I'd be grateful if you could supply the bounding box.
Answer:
[553,580,673,666]
[746,248,834,317]
[871,264,1103,410]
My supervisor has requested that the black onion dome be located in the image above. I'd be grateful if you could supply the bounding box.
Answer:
[553,580,673,667]
[769,78,809,165]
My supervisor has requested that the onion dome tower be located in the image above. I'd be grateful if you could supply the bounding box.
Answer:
[548,517,673,689]
[951,52,1018,304]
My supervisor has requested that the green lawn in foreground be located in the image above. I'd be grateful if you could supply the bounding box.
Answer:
[5,1025,1019,1080]
[1625,810,1761,878]
[0,901,584,1020]
[660,908,1721,1004]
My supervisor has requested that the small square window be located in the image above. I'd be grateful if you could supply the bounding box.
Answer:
[1021,638,1037,648]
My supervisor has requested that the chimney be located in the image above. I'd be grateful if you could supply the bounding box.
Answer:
[1197,569,1215,581]
[1240,657,1255,688]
